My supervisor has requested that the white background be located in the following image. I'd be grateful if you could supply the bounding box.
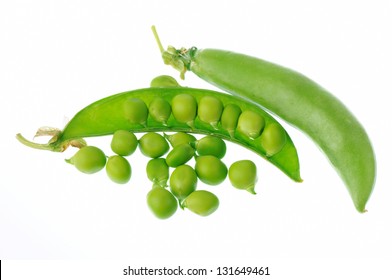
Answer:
[1,0,391,279]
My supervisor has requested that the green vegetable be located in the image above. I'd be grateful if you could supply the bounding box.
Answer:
[181,190,219,217]
[16,87,301,182]
[146,158,169,187]
[165,143,195,167]
[147,186,178,219]
[110,130,138,156]
[164,132,196,148]
[195,155,227,185]
[229,160,257,194]
[150,75,181,88]
[65,146,106,174]
[106,155,132,184]
[154,27,375,212]
[169,165,197,201]
[193,135,226,159]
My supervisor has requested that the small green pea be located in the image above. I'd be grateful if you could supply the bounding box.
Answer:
[197,96,223,129]
[260,123,287,157]
[237,110,265,139]
[193,136,226,159]
[221,104,242,137]
[182,190,219,217]
[65,146,106,174]
[147,186,178,219]
[110,130,138,156]
[146,158,169,187]
[229,160,257,194]
[170,165,197,201]
[139,132,169,158]
[123,98,148,126]
[195,155,227,185]
[106,155,132,184]
[165,144,195,167]
[148,97,172,125]
[150,75,180,87]
[171,94,197,127]
[164,132,197,147]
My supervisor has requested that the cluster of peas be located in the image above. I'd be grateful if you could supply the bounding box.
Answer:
[66,130,258,219]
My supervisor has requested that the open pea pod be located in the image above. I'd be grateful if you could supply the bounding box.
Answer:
[16,87,302,182]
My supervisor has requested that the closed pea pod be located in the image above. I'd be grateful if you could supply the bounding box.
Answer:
[17,87,301,182]
[181,190,219,217]
[197,95,223,129]
[106,155,132,184]
[146,158,169,187]
[65,146,106,174]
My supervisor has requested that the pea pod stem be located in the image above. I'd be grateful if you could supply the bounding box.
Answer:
[16,87,302,182]
[154,28,376,212]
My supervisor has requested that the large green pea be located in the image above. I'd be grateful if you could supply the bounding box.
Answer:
[197,96,223,129]
[193,135,226,159]
[169,165,197,201]
[260,123,287,157]
[221,104,242,137]
[146,158,169,187]
[147,186,178,219]
[182,190,219,217]
[165,144,195,167]
[123,98,148,126]
[65,146,106,174]
[150,75,180,87]
[228,160,257,194]
[106,155,132,184]
[139,132,169,158]
[148,97,172,125]
[164,132,197,148]
[171,94,197,127]
[195,155,227,185]
[237,110,265,139]
[110,130,138,156]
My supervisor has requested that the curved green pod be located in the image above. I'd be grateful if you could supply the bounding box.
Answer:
[156,32,376,212]
[16,87,301,182]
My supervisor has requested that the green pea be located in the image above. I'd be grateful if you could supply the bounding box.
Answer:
[181,190,219,217]
[193,135,226,159]
[146,158,169,187]
[106,155,131,184]
[139,132,169,158]
[171,94,197,127]
[221,104,242,137]
[148,97,172,125]
[169,165,197,201]
[197,96,223,129]
[150,75,180,87]
[123,98,148,126]
[165,144,195,167]
[195,155,227,185]
[229,160,257,194]
[110,130,138,156]
[65,146,106,174]
[147,186,178,219]
[237,110,265,139]
[164,132,197,147]
[260,123,287,157]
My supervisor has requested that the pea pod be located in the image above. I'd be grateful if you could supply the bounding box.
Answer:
[16,87,301,182]
[154,27,376,212]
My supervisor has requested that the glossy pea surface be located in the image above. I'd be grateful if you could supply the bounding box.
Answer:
[171,93,197,127]
[148,97,172,124]
[229,160,257,194]
[182,190,219,217]
[221,103,242,137]
[165,144,195,167]
[169,165,197,200]
[150,75,180,87]
[147,187,178,219]
[110,130,138,156]
[146,158,169,187]
[66,146,106,174]
[237,110,265,139]
[197,95,223,128]
[260,123,287,157]
[123,98,148,126]
[195,155,227,185]
[106,155,132,184]
[139,132,169,158]
[193,135,226,159]
[164,132,197,148]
